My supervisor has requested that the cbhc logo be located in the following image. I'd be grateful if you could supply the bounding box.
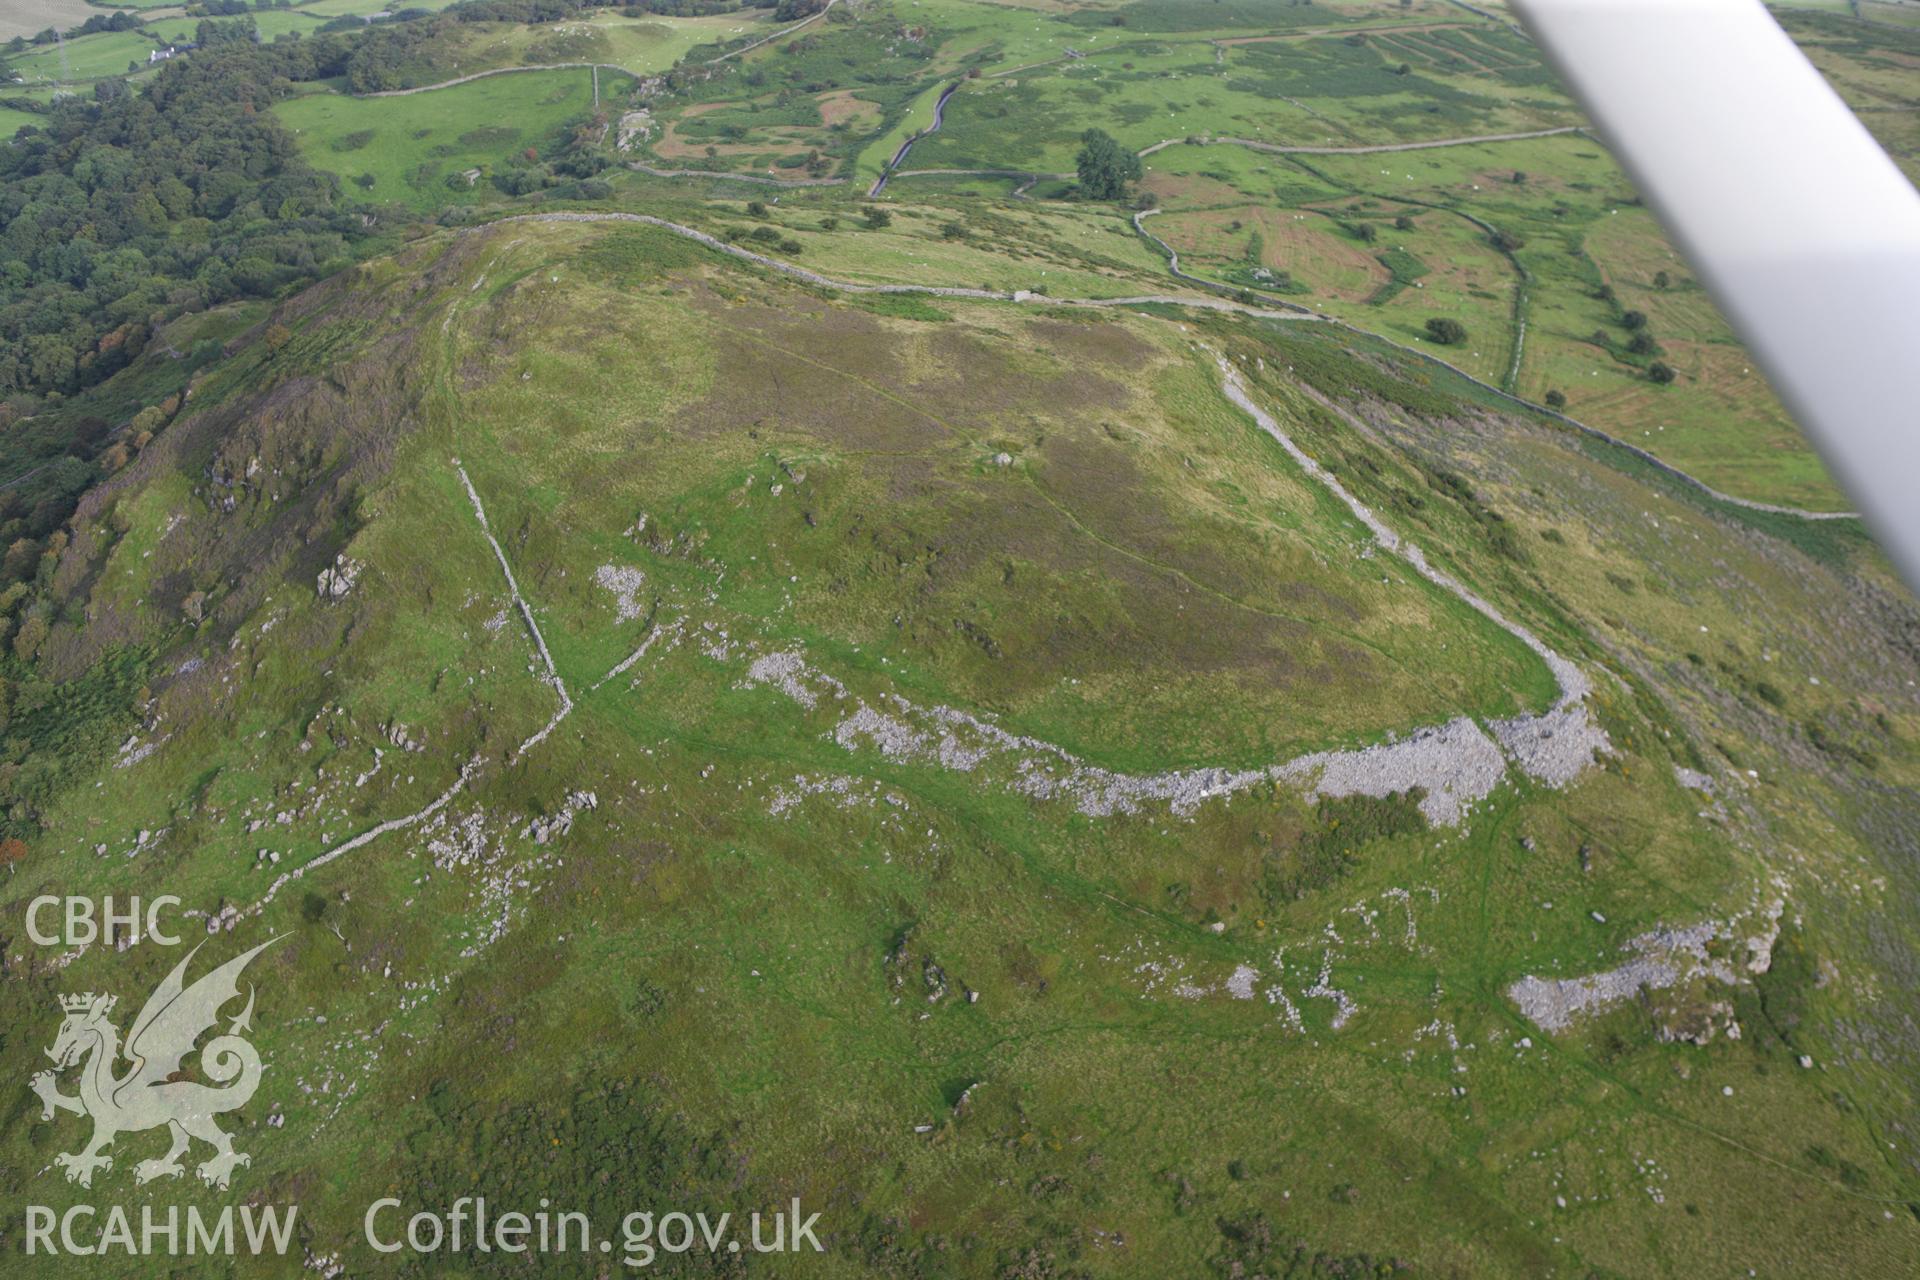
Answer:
[26,896,182,947]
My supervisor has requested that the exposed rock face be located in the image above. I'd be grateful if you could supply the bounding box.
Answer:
[1654,995,1741,1046]
[745,647,1512,826]
[1275,716,1508,827]
[1673,766,1717,795]
[317,555,362,601]
[1490,701,1611,788]
[594,563,647,622]
[616,109,653,151]
[526,790,598,845]
[1508,895,1787,1034]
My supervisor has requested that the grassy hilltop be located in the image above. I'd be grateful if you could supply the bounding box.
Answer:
[2,1,1919,1277]
[2,214,1916,1277]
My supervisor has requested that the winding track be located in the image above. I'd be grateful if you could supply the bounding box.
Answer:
[704,0,839,63]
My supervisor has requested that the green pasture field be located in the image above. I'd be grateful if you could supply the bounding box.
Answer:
[139,15,206,43]
[0,101,42,133]
[900,30,1578,178]
[253,9,334,40]
[653,9,935,180]
[442,11,759,79]
[1,28,159,82]
[1303,133,1843,507]
[135,11,334,43]
[275,68,597,211]
[0,81,77,103]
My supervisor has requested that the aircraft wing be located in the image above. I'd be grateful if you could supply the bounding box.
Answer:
[1512,0,1920,592]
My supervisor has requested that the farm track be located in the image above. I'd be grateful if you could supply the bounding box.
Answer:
[1131,208,1315,314]
[491,209,1321,319]
[703,0,838,63]
[0,460,56,493]
[1442,0,1530,38]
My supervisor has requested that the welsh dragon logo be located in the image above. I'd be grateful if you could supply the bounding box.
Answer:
[30,938,278,1190]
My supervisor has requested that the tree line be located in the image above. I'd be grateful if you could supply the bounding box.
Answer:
[0,38,369,400]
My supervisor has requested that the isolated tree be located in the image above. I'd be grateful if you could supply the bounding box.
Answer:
[1653,270,1670,288]
[1628,331,1660,356]
[1648,361,1677,384]
[1425,317,1467,345]
[12,613,46,662]
[1394,214,1415,231]
[1075,128,1142,201]
[264,323,291,356]
[0,836,25,872]
[1621,309,1648,331]
[863,206,892,229]
[1544,389,1567,409]
[1350,222,1378,244]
